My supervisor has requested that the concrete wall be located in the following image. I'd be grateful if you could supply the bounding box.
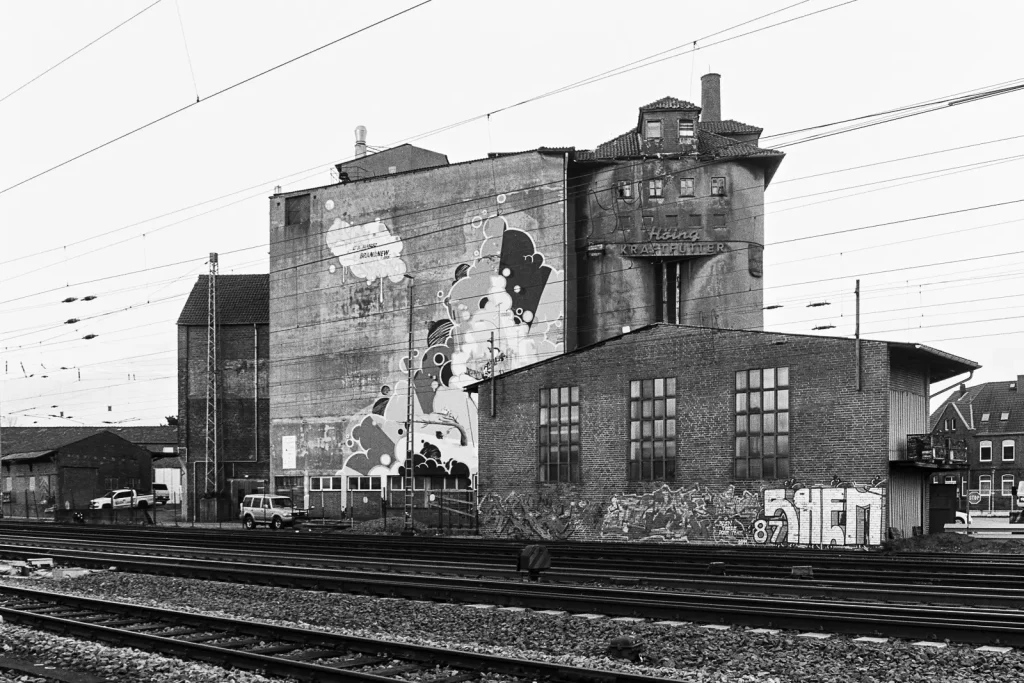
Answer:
[573,158,765,346]
[269,151,569,515]
[477,326,892,546]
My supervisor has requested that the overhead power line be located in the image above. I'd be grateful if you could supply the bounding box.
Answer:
[0,0,435,197]
[0,0,164,105]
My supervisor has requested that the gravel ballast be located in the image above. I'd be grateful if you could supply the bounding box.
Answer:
[0,571,1022,682]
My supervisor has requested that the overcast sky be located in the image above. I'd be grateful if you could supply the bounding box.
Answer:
[1,0,1022,427]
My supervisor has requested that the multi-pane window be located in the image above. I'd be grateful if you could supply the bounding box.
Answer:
[539,387,580,482]
[629,378,677,481]
[980,440,992,462]
[645,120,662,139]
[1003,439,1015,461]
[736,367,790,479]
[310,476,342,491]
[617,181,633,199]
[649,179,664,198]
[679,178,694,196]
[1003,474,1016,496]
[347,476,381,490]
[979,475,992,496]
[711,177,727,196]
[678,119,694,142]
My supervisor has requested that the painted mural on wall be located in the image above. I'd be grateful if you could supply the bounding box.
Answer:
[595,479,886,546]
[468,479,890,546]
[324,199,564,495]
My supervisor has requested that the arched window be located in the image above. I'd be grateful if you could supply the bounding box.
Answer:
[1002,439,1016,462]
[979,475,992,496]
[1002,474,1015,497]
[980,440,993,462]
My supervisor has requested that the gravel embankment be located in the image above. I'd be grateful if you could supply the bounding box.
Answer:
[1,571,1023,682]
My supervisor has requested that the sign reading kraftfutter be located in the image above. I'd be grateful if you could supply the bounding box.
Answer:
[621,242,730,257]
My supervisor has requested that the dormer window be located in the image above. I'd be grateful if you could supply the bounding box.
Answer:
[645,120,662,140]
[678,119,694,142]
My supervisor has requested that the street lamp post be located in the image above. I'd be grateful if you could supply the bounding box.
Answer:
[402,274,415,536]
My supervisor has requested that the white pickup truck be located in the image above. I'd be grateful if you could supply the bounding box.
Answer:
[89,489,154,510]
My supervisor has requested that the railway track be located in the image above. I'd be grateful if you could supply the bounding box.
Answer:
[0,584,671,683]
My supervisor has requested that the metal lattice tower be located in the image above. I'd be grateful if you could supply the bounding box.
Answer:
[204,253,219,493]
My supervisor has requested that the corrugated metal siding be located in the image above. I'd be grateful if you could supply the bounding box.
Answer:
[890,390,928,461]
[889,468,922,538]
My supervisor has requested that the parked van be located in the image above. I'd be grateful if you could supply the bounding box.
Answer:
[240,494,307,530]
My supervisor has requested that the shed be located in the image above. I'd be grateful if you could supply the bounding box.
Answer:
[1,430,153,515]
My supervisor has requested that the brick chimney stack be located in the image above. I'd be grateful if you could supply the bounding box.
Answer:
[701,73,721,123]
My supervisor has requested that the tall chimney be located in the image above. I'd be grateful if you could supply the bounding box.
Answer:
[354,125,367,158]
[701,73,721,123]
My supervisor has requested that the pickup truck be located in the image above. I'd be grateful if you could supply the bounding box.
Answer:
[89,489,154,510]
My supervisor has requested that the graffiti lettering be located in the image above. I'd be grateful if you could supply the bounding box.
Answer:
[760,486,884,546]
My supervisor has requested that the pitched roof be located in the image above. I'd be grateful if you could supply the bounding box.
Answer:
[639,96,700,111]
[697,119,763,134]
[0,426,177,456]
[465,324,979,390]
[930,381,1024,435]
[176,274,269,326]
[592,129,640,158]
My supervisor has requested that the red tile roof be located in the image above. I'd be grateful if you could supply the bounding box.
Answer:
[639,96,699,110]
[697,119,763,134]
[176,274,269,326]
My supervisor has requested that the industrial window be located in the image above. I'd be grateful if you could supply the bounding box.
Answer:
[284,193,310,226]
[390,476,427,491]
[1003,439,1015,461]
[980,440,992,462]
[645,120,662,139]
[678,119,694,141]
[629,378,677,481]
[539,387,580,483]
[347,476,381,491]
[617,181,633,199]
[979,475,992,496]
[711,177,727,196]
[1001,412,1010,421]
[736,367,790,479]
[275,476,304,498]
[1003,474,1016,496]
[654,261,683,324]
[310,476,342,491]
[679,178,694,196]
[981,412,990,422]
[649,179,664,198]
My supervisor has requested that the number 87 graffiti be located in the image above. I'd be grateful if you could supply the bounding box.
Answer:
[752,517,786,544]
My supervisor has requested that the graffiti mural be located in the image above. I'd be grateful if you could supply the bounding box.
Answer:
[479,488,601,541]
[329,202,565,494]
[600,484,761,543]
[594,479,887,546]
[756,479,886,547]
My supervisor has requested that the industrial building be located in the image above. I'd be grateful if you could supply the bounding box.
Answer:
[469,324,979,544]
[176,274,270,521]
[267,74,787,515]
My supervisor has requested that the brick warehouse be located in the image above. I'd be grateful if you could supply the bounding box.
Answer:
[468,324,978,546]
[267,74,787,516]
[930,376,1024,514]
[177,274,270,522]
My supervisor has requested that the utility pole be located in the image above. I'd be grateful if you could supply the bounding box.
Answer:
[403,274,415,535]
[489,331,495,418]
[855,279,861,392]
[205,254,219,501]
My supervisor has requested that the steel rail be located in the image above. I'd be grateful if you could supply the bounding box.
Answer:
[2,545,1024,645]
[0,584,679,683]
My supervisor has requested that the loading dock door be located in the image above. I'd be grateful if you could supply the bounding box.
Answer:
[62,467,99,510]
[928,479,957,532]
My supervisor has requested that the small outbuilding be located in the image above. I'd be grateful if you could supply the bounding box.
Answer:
[1,429,153,516]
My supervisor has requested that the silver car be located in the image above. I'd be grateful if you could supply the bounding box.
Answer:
[240,494,307,530]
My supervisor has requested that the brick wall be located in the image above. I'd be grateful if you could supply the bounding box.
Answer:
[478,325,894,544]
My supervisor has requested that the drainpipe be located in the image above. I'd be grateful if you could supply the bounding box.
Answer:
[929,370,975,399]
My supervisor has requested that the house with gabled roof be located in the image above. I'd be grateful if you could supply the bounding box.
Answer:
[930,376,1024,512]
[177,273,269,521]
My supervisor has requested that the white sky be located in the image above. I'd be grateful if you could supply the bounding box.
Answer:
[1,0,1022,427]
